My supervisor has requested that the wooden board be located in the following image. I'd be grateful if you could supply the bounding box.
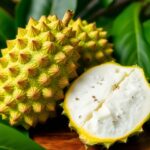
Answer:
[31,116,150,150]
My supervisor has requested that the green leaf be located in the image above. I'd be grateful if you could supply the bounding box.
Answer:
[0,116,29,137]
[0,117,9,126]
[143,20,150,45]
[100,0,114,8]
[27,0,52,19]
[0,123,44,150]
[0,7,16,39]
[15,126,29,137]
[112,2,150,78]
[15,0,52,27]
[75,0,89,17]
[0,0,16,17]
[15,0,31,27]
[51,0,77,18]
[0,33,6,51]
[96,17,114,36]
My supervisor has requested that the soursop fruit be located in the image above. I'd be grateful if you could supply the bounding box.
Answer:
[0,11,80,128]
[69,19,113,70]
[63,63,150,147]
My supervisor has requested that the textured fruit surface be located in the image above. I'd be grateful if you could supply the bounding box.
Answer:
[0,11,80,128]
[64,63,150,147]
[69,19,113,70]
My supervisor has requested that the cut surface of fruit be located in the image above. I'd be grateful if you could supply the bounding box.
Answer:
[64,63,150,146]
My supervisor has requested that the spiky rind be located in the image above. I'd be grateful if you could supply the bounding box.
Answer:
[0,11,79,128]
[69,19,113,69]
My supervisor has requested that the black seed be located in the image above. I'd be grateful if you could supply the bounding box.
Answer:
[79,115,82,118]
[92,96,96,99]
[75,97,79,100]
[112,120,117,124]
[94,99,98,102]
[117,115,121,119]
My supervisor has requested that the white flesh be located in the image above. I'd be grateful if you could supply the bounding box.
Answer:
[67,64,150,138]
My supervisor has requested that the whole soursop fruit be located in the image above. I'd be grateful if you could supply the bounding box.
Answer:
[63,63,150,147]
[0,11,80,128]
[69,19,113,70]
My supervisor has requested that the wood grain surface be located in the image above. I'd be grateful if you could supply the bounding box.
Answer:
[31,115,150,150]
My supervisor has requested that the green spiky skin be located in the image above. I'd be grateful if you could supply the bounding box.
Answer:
[69,18,113,70]
[0,11,80,128]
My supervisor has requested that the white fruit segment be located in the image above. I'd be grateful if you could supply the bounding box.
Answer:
[65,63,150,144]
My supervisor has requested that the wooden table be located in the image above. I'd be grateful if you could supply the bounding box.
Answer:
[32,115,150,150]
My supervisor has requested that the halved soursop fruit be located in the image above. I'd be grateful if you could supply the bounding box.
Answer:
[0,11,80,128]
[63,63,150,147]
[69,19,113,70]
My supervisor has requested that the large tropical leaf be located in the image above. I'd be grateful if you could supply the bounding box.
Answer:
[75,0,89,17]
[96,17,114,36]
[0,123,44,150]
[15,0,31,27]
[15,0,52,27]
[143,20,150,45]
[99,0,114,7]
[0,33,6,50]
[0,7,16,39]
[112,2,150,78]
